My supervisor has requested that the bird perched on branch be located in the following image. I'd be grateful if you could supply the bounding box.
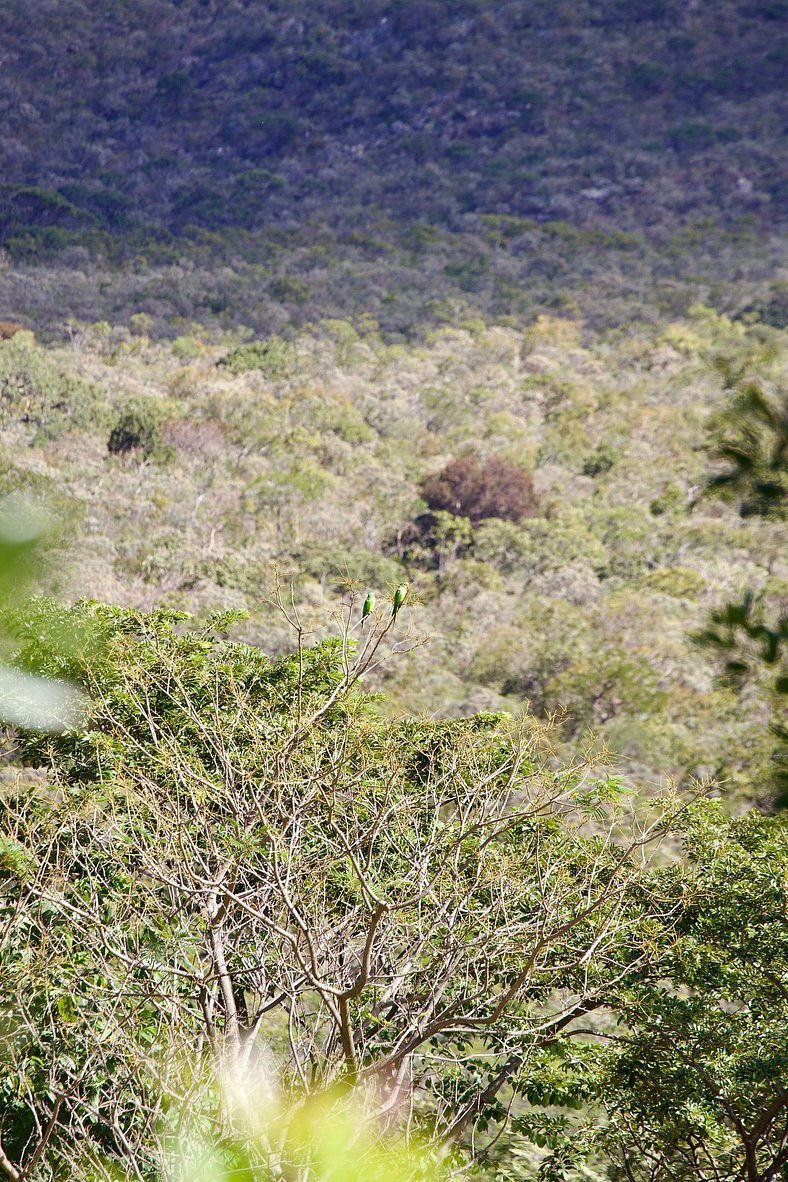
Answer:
[392,583,408,621]
[361,591,375,627]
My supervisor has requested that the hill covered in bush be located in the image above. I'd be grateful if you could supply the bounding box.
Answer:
[3,306,785,804]
[0,0,786,335]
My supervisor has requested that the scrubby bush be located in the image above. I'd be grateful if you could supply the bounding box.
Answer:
[107,396,176,462]
[639,566,706,599]
[582,442,616,477]
[218,335,297,379]
[0,332,107,441]
[472,518,535,574]
[595,506,662,580]
[516,511,608,578]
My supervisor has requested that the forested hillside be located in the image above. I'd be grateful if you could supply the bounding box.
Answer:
[2,307,785,802]
[1,2,787,1180]
[5,0,786,234]
[1,0,786,335]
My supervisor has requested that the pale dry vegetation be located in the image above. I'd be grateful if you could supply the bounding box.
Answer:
[2,306,785,803]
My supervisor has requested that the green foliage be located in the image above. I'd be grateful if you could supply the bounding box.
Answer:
[58,181,135,230]
[107,395,177,462]
[268,275,310,305]
[0,0,782,333]
[0,498,44,612]
[698,366,788,805]
[587,803,788,1181]
[638,566,706,599]
[156,69,194,101]
[649,482,685,517]
[0,599,679,1180]
[0,833,35,878]
[0,503,91,734]
[694,592,788,804]
[0,7,785,1176]
[595,506,660,581]
[173,1090,448,1182]
[694,591,788,689]
[300,547,407,594]
[547,647,666,737]
[0,310,782,797]
[669,120,718,152]
[704,377,787,520]
[219,336,297,379]
[0,183,95,244]
[752,280,788,329]
[581,443,616,478]
[0,332,108,442]
[471,518,536,575]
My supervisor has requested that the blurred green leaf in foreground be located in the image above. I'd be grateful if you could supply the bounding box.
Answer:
[0,496,87,733]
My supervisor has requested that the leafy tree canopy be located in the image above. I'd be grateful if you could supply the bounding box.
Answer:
[1,595,686,1180]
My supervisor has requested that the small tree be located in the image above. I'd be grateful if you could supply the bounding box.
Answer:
[107,396,174,462]
[420,454,538,525]
[1,590,677,1180]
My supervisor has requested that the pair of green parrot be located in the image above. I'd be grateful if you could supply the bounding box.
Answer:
[362,584,408,624]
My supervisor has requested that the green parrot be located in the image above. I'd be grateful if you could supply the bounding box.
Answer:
[391,583,408,621]
[361,591,375,626]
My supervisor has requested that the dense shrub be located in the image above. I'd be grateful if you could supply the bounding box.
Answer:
[638,566,706,598]
[107,397,174,462]
[420,454,538,524]
[218,336,297,379]
[582,443,616,477]
[0,333,107,441]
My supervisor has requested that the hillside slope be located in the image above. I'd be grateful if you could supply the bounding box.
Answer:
[3,308,785,801]
[0,0,786,334]
[3,0,786,234]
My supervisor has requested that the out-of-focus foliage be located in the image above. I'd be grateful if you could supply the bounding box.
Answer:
[0,498,87,733]
[704,376,787,520]
[697,369,788,804]
[695,592,787,695]
[174,1087,450,1182]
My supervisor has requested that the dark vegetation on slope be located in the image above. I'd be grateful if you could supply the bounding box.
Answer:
[0,0,786,335]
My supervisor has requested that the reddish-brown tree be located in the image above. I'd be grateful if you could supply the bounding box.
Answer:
[420,454,538,524]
